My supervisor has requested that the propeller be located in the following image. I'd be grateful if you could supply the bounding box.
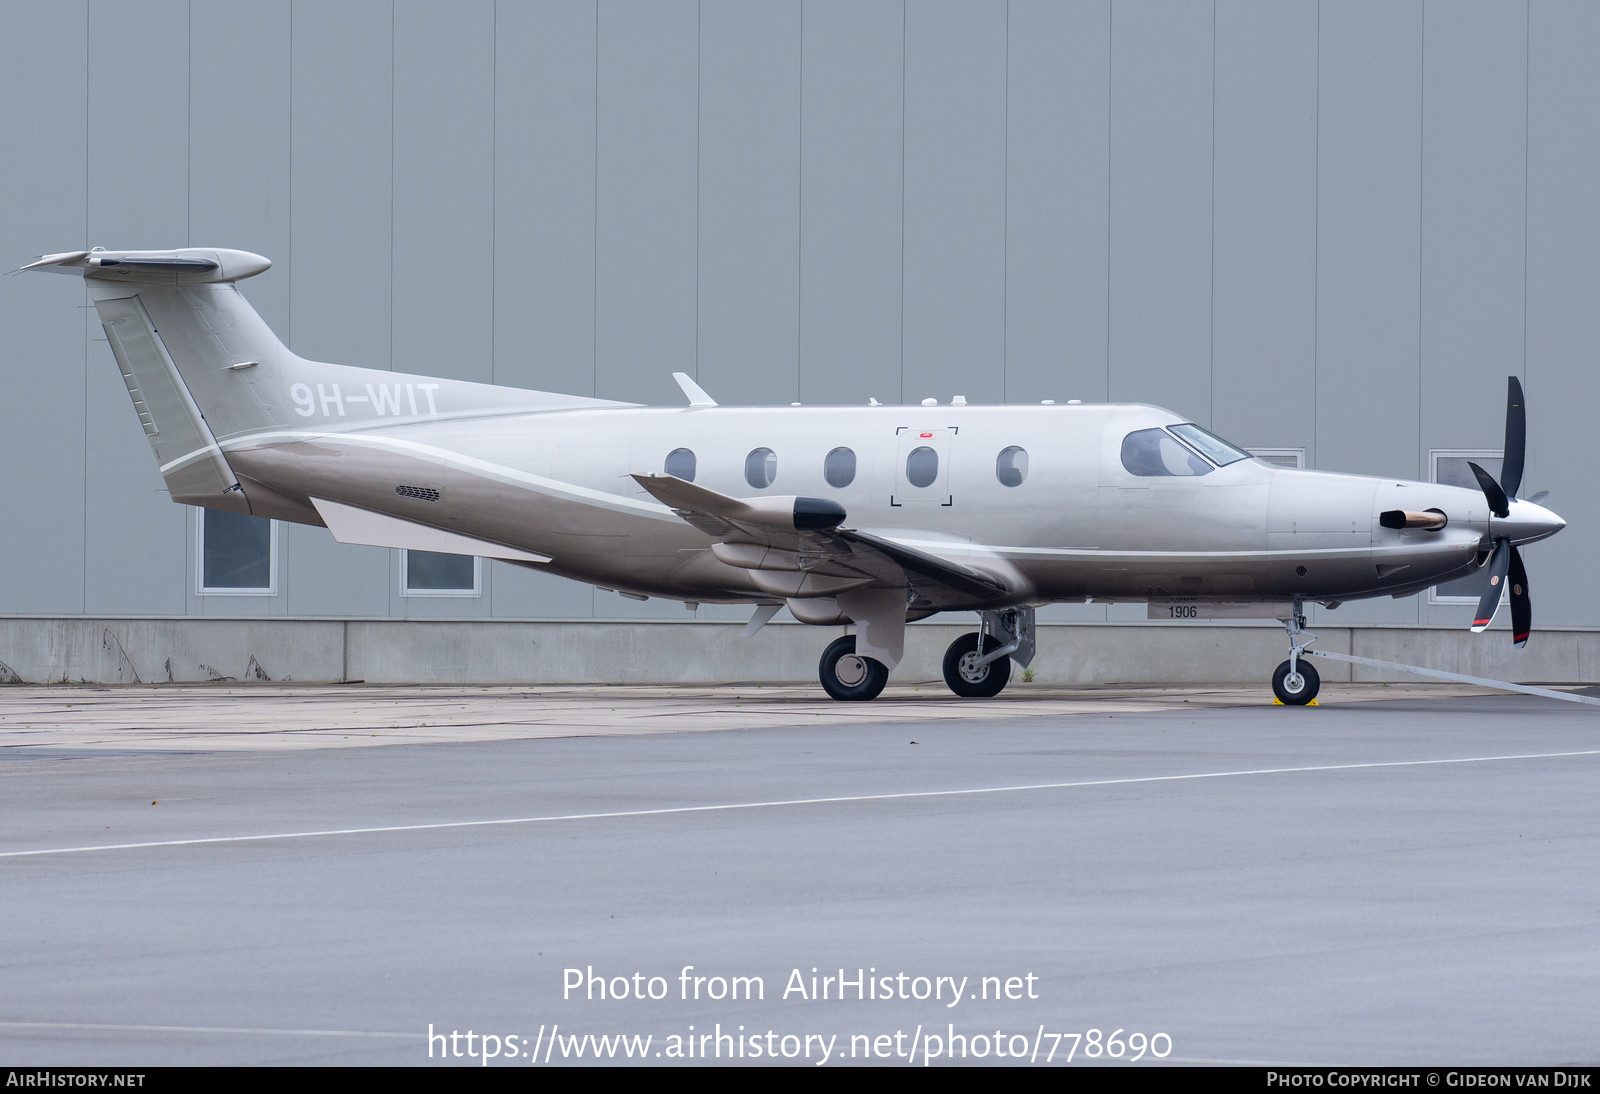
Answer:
[1465,376,1545,647]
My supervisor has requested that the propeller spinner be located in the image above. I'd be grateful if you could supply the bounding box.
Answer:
[1464,376,1564,647]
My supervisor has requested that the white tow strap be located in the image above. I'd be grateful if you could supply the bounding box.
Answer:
[1303,648,1600,708]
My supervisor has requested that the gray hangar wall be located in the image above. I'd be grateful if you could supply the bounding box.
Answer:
[2,0,1597,685]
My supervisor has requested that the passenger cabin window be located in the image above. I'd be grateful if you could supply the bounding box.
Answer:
[1121,428,1212,477]
[664,447,696,482]
[996,446,1028,487]
[905,446,939,488]
[824,447,856,488]
[745,447,777,489]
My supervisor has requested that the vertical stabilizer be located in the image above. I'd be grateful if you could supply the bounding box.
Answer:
[25,248,286,512]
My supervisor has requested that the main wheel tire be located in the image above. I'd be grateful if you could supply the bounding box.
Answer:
[819,635,889,701]
[942,633,1013,698]
[1272,659,1320,705]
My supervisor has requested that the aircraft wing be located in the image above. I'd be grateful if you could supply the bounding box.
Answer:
[629,473,797,544]
[827,528,1008,601]
[631,473,1008,605]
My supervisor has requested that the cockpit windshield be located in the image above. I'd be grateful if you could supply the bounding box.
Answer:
[1168,423,1252,467]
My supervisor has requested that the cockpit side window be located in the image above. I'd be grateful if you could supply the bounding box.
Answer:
[1121,428,1212,477]
[1168,423,1252,467]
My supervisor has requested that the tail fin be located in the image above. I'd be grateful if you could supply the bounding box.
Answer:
[24,247,286,511]
[25,246,634,517]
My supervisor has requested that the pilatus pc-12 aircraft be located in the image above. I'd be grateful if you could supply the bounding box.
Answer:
[25,247,1566,704]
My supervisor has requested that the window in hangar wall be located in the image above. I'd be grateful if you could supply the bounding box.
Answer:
[197,510,276,595]
[403,550,480,596]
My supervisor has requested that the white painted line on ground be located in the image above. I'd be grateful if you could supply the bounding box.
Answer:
[5,748,1599,860]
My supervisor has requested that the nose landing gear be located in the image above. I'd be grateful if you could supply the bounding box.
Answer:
[1273,598,1320,705]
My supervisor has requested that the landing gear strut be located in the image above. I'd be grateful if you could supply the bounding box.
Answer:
[941,607,1035,699]
[1273,598,1320,705]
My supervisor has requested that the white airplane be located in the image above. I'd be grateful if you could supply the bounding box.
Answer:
[24,247,1566,704]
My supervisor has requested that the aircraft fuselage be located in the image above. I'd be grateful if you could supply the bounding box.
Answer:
[223,396,1544,612]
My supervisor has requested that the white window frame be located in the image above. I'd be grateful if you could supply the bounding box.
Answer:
[1428,449,1501,604]
[195,509,279,596]
[1246,447,1306,469]
[400,550,482,598]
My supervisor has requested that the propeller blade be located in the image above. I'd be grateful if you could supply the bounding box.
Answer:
[1468,461,1510,519]
[1502,375,1526,499]
[1508,545,1530,648]
[1471,538,1511,632]
[1525,490,1549,506]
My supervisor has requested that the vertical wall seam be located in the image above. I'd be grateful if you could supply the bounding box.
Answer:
[695,0,701,382]
[389,0,395,373]
[899,0,906,405]
[1209,0,1216,427]
[1417,0,1424,483]
[1105,0,1112,402]
[187,0,195,618]
[1416,0,1425,629]
[82,0,90,615]
[491,0,498,387]
[287,0,293,349]
[797,0,804,400]
[593,0,599,399]
[1522,0,1530,394]
[1002,0,1009,403]
[186,0,192,248]
[1313,0,1320,469]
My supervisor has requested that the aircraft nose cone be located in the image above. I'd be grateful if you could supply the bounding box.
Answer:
[1499,499,1565,545]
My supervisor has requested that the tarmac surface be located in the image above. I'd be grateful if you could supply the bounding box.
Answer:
[2,681,1597,1067]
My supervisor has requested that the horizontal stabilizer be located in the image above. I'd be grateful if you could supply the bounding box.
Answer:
[310,498,551,564]
[20,247,271,284]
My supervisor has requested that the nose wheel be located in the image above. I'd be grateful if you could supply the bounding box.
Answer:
[818,635,889,701]
[1272,659,1320,704]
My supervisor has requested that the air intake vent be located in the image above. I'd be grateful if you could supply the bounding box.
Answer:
[395,485,440,502]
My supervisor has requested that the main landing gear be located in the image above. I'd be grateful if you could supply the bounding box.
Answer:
[943,633,1011,697]
[940,607,1036,699]
[818,635,889,701]
[816,606,1037,702]
[1273,598,1320,705]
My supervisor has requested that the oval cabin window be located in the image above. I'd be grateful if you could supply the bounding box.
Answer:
[745,447,778,489]
[824,447,856,488]
[664,447,696,482]
[995,446,1028,487]
[905,446,938,488]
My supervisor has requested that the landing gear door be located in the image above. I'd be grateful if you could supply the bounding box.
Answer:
[891,427,954,507]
